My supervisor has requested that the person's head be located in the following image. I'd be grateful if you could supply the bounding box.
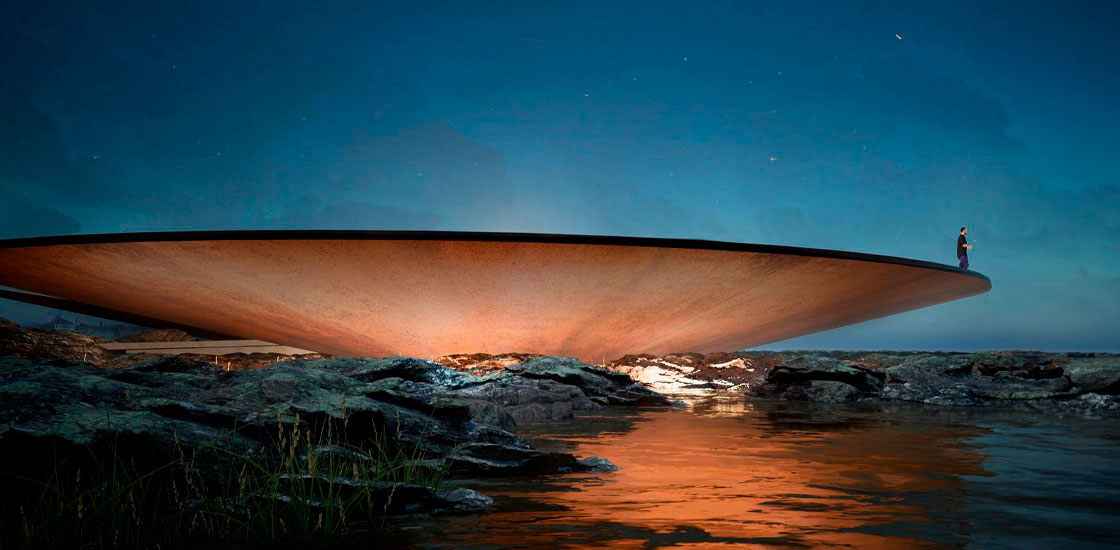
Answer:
[960,226,967,235]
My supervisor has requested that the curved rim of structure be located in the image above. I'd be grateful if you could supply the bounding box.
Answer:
[0,230,990,283]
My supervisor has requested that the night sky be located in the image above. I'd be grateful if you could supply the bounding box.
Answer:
[2,1,1118,351]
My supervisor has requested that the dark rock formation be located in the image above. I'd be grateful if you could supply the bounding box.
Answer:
[445,352,777,395]
[763,356,885,393]
[506,356,670,406]
[1061,356,1120,394]
[436,355,676,419]
[440,443,619,477]
[454,377,590,424]
[588,350,1117,411]
[0,353,657,469]
[0,340,668,519]
[747,351,1120,411]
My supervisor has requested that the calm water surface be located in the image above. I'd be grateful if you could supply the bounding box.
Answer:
[385,399,1120,549]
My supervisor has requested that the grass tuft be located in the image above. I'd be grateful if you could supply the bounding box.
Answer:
[1,404,449,549]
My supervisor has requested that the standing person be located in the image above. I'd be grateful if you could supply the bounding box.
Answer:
[957,227,974,269]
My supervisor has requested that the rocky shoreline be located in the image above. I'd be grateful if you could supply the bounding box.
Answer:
[0,352,672,515]
[602,350,1120,411]
[1,318,685,550]
[2,317,1118,540]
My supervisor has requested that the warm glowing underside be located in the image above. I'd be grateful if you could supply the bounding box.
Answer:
[0,233,991,362]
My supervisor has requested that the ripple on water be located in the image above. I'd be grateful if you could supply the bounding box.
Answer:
[381,399,1120,549]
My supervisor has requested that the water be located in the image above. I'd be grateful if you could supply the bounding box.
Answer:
[384,399,1120,549]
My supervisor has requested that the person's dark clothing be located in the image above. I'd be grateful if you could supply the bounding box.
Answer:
[959,253,969,270]
[957,234,968,258]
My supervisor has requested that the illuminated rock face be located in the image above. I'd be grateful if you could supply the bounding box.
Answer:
[0,231,991,362]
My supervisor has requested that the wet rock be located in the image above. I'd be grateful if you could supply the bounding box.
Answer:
[439,487,496,512]
[442,443,612,477]
[577,456,620,472]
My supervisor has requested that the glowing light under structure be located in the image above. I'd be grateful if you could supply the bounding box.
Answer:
[0,231,991,362]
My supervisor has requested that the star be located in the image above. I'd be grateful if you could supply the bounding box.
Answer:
[768,156,777,162]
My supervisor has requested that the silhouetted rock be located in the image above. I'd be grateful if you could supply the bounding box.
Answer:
[441,443,617,477]
[764,356,885,392]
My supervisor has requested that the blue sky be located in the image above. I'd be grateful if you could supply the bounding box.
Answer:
[1,1,1117,351]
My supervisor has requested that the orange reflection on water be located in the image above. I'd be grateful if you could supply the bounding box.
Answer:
[506,400,992,549]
